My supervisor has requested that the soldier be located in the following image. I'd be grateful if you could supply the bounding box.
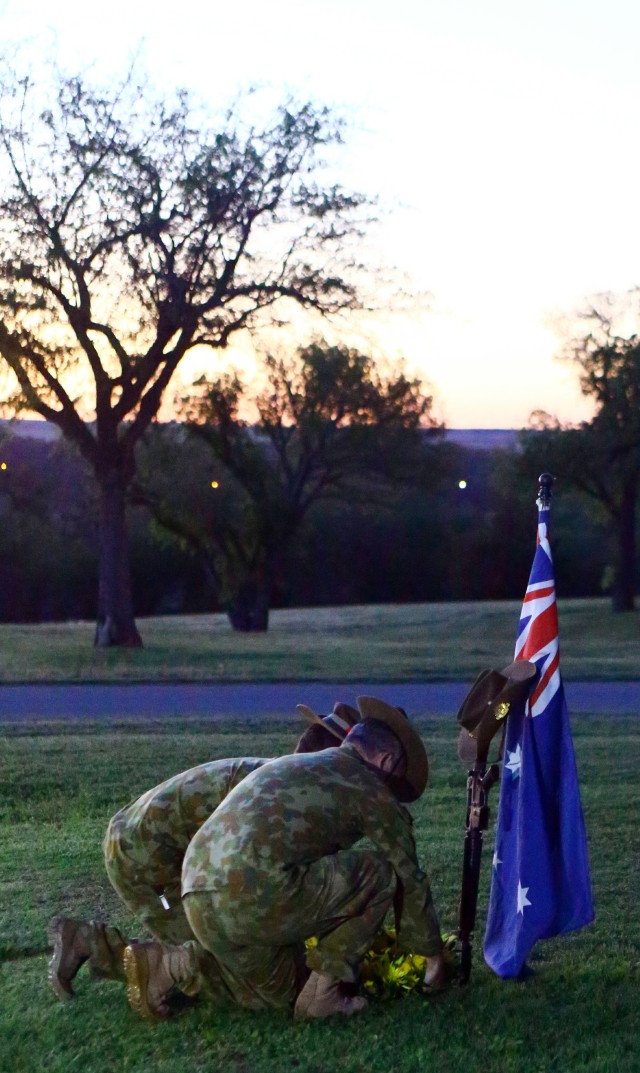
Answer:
[123,696,444,1021]
[48,702,359,1002]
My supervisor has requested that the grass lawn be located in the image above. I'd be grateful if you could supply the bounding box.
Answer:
[0,598,638,682]
[1,713,638,1073]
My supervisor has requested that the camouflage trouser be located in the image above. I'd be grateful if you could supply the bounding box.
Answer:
[182,848,397,1010]
[103,813,193,944]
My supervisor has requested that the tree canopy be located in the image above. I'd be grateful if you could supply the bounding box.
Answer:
[0,66,371,643]
[139,341,440,630]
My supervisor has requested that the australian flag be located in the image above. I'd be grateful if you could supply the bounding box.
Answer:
[483,498,594,978]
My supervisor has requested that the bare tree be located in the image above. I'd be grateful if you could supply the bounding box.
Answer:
[0,68,370,644]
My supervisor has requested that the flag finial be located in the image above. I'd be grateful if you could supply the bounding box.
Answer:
[537,472,555,510]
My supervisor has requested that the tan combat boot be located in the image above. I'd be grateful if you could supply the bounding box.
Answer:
[48,917,127,1000]
[293,971,368,1019]
[123,941,199,1021]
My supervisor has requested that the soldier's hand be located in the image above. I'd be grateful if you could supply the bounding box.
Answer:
[423,953,445,992]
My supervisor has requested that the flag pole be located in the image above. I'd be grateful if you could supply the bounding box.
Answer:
[457,474,556,984]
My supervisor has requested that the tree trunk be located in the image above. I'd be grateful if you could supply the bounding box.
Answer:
[611,477,637,613]
[95,475,143,647]
[225,575,271,632]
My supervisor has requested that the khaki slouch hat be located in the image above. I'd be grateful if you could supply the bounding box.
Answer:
[456,659,538,764]
[355,695,429,803]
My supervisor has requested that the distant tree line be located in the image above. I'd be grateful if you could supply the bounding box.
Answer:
[0,419,629,627]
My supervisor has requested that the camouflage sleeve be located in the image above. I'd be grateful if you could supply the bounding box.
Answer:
[175,757,270,833]
[362,798,442,957]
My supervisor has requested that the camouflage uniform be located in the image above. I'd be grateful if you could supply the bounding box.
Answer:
[103,758,267,944]
[181,744,442,1010]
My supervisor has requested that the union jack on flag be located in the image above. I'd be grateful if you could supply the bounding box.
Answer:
[484,498,594,978]
[514,512,561,715]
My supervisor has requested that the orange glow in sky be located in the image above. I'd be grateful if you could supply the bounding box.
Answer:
[3,0,635,429]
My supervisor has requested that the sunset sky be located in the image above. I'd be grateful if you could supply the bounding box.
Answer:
[3,0,640,428]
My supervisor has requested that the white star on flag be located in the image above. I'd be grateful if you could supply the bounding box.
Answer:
[493,850,502,868]
[517,881,532,914]
[505,743,522,778]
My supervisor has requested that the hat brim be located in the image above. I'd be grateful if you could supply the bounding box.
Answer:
[296,703,359,742]
[355,696,428,802]
[499,659,538,683]
[296,704,343,741]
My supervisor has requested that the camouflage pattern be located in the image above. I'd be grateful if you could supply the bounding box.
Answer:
[103,758,267,943]
[181,744,442,1009]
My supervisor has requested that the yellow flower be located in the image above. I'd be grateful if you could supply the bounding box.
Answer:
[310,927,454,999]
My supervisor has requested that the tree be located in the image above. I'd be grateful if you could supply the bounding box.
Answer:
[521,417,639,611]
[524,292,640,611]
[487,439,608,601]
[0,67,370,645]
[138,342,440,630]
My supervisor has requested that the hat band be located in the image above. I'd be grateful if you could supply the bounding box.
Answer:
[326,712,351,733]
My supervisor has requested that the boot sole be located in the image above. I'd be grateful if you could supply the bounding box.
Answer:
[123,945,168,1022]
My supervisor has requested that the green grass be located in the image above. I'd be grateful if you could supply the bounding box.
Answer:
[0,598,638,682]
[1,714,638,1072]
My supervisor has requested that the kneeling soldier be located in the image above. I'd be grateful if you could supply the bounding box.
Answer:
[123,697,444,1020]
[48,703,359,1002]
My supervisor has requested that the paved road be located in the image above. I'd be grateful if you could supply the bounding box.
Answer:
[0,680,638,721]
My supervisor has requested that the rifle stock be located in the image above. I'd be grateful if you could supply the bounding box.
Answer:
[458,762,500,984]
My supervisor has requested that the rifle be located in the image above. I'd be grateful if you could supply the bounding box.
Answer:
[455,659,537,984]
[458,758,501,984]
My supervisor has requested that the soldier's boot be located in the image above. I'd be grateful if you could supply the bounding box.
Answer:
[293,971,369,1020]
[123,941,200,1022]
[48,917,127,1001]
